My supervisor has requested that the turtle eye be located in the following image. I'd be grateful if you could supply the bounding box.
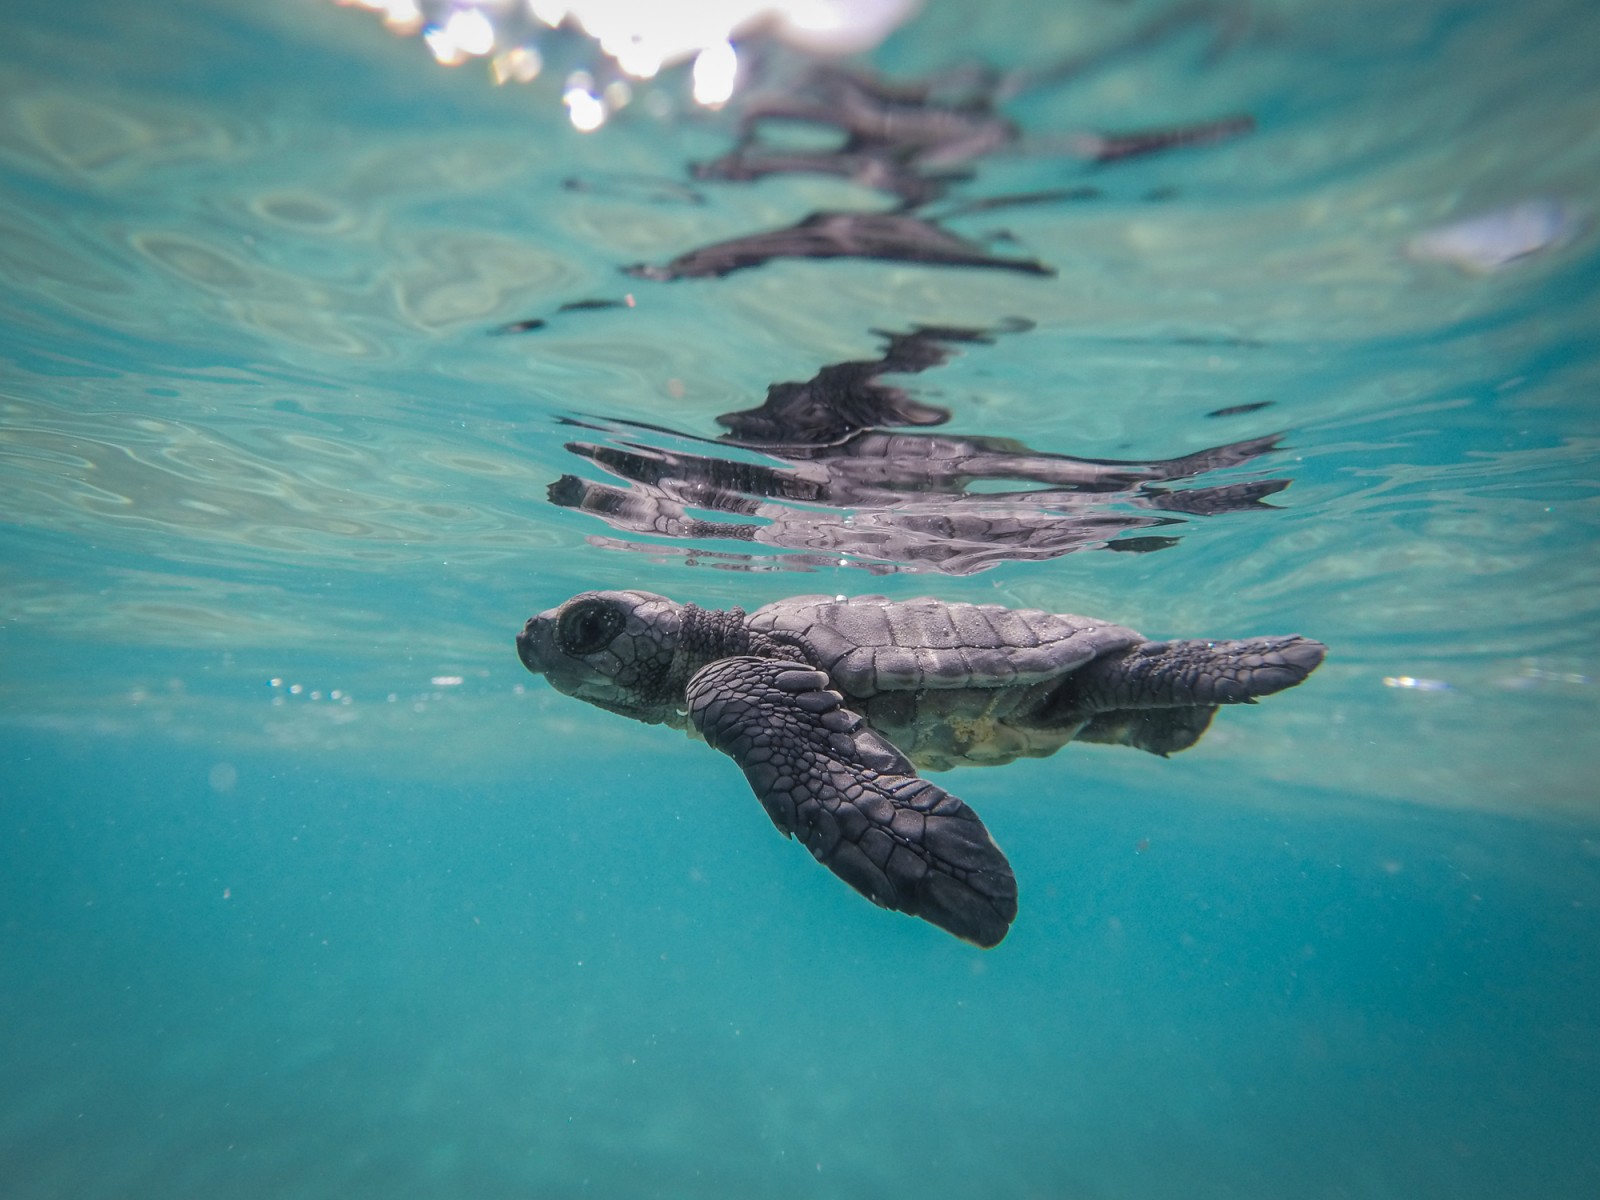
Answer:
[555,597,624,657]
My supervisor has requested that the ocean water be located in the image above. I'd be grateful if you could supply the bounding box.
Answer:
[3,1,1598,1197]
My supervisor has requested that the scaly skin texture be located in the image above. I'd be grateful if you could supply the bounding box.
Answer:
[1054,635,1328,712]
[686,656,1018,948]
[516,590,1326,947]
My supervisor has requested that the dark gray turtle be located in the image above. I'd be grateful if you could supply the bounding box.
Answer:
[516,591,1324,948]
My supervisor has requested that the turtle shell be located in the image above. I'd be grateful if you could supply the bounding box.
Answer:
[744,596,1139,770]
[748,595,1141,698]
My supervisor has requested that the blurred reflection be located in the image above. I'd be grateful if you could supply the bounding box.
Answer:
[548,325,1290,574]
[621,13,1256,279]
[343,0,1260,278]
[692,61,1254,208]
[624,209,1056,280]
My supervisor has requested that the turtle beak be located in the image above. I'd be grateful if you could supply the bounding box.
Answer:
[515,615,553,676]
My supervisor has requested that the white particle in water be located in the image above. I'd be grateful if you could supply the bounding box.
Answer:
[1383,675,1451,691]
[1407,198,1585,273]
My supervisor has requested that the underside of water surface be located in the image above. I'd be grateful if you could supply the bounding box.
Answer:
[1,1,1597,1197]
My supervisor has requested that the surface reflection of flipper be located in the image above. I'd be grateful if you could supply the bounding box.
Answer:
[1057,114,1256,163]
[717,323,1024,445]
[625,211,1055,281]
[687,655,1019,947]
[549,326,1293,575]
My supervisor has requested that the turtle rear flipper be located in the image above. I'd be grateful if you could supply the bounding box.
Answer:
[1077,706,1218,756]
[687,656,1018,948]
[1051,634,1325,720]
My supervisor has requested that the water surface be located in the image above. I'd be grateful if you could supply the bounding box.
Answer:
[2,1,1597,1196]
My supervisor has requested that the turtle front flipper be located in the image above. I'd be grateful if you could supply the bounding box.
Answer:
[686,656,1018,948]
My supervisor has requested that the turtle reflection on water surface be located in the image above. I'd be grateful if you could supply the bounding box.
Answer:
[517,590,1324,948]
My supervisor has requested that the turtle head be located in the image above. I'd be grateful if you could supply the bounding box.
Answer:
[516,590,686,724]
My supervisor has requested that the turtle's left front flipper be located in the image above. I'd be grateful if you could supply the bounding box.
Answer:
[687,656,1018,948]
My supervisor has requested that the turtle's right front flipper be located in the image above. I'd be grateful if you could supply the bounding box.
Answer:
[687,656,1018,948]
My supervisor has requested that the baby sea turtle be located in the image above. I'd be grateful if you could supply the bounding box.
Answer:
[516,591,1324,948]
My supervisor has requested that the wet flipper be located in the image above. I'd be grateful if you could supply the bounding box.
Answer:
[686,656,1018,948]
[1076,706,1218,756]
[1054,634,1325,716]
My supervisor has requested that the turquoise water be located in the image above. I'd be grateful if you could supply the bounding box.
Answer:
[3,1,1598,1196]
